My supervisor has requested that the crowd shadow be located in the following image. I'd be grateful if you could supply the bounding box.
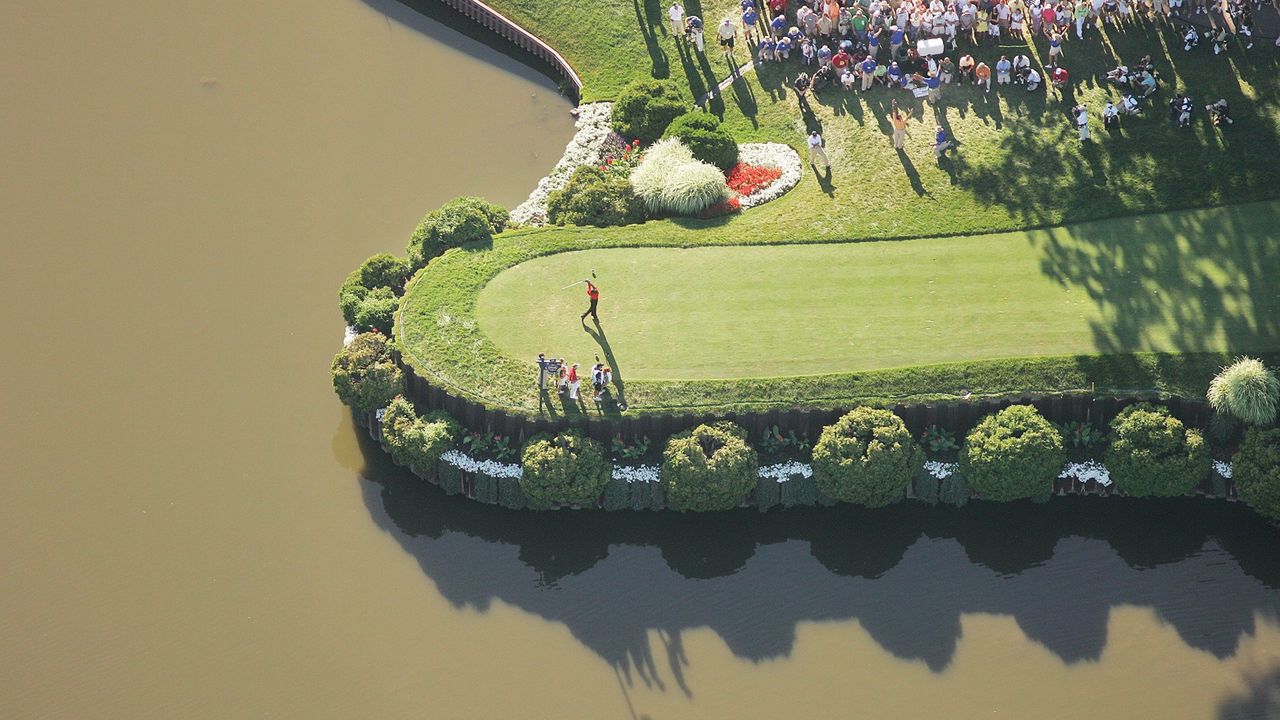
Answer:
[1219,667,1280,720]
[632,0,671,79]
[353,427,1280,691]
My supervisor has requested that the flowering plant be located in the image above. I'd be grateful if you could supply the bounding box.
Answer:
[726,162,783,196]
[919,424,960,454]
[697,196,741,218]
[923,460,959,479]
[1059,460,1112,486]
[758,461,814,481]
[440,449,523,479]
[612,464,661,483]
[735,143,802,209]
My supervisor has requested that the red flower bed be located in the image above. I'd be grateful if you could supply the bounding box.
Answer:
[698,196,741,219]
[726,162,783,197]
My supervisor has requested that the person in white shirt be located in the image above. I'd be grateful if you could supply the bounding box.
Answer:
[669,2,685,37]
[1024,67,1041,90]
[1073,104,1089,140]
[718,17,737,55]
[807,130,830,169]
[1103,100,1119,128]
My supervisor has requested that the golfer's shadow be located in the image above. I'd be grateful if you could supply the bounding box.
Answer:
[583,321,627,413]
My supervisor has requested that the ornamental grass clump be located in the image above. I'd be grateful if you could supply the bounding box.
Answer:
[960,405,1065,501]
[520,431,610,509]
[330,332,403,413]
[1232,427,1280,520]
[380,396,460,471]
[1105,403,1209,497]
[662,422,758,511]
[629,139,728,217]
[1208,357,1280,426]
[813,407,924,507]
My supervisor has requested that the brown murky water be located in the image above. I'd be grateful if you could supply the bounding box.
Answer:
[2,1,1279,718]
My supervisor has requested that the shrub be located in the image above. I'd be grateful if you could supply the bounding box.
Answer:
[406,196,506,269]
[380,396,460,470]
[813,408,924,507]
[546,165,646,227]
[630,139,728,217]
[662,422,758,511]
[1105,403,1210,497]
[611,79,689,144]
[331,332,403,413]
[358,253,410,293]
[662,112,739,171]
[960,405,1065,501]
[1233,427,1280,520]
[338,268,368,326]
[1208,357,1280,427]
[520,431,611,509]
[353,286,397,335]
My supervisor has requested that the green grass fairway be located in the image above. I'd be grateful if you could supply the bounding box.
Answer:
[475,202,1280,382]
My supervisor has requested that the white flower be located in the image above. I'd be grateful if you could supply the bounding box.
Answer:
[924,460,958,479]
[1213,460,1233,479]
[511,103,617,226]
[735,142,803,209]
[613,464,661,483]
[439,449,523,479]
[342,325,358,346]
[758,461,814,482]
[1059,460,1112,486]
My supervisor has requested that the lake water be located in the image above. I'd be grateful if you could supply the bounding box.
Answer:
[2,1,1278,718]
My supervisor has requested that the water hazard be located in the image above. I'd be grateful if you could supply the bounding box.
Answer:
[1,1,1278,718]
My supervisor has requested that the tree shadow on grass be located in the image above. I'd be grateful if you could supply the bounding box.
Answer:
[354,430,1280,688]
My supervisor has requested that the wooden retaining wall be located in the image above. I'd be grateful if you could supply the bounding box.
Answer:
[394,351,1213,445]
[431,0,583,102]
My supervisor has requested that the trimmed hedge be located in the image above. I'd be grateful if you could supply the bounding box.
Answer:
[1233,427,1280,520]
[611,79,689,144]
[1105,403,1210,497]
[339,269,368,326]
[331,332,404,413]
[662,422,758,511]
[359,253,410,293]
[407,196,508,269]
[813,407,924,507]
[520,431,611,509]
[960,405,1065,501]
[354,286,397,336]
[662,112,739,171]
[546,165,646,227]
[380,396,460,471]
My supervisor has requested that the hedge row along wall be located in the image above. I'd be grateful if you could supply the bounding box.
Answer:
[351,410,1238,511]
[394,350,1212,447]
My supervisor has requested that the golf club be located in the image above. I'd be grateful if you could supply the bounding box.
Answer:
[559,269,597,290]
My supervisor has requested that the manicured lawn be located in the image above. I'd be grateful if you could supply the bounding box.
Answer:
[476,202,1280,380]
[400,200,1280,414]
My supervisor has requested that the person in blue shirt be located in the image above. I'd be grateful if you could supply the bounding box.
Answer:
[926,73,942,102]
[859,56,877,90]
[771,13,788,38]
[787,25,804,44]
[742,6,758,41]
[934,125,951,159]
[867,27,881,58]
[889,25,905,57]
[817,43,833,67]
[887,61,904,84]
[740,0,754,11]
[776,34,793,59]
[995,55,1012,85]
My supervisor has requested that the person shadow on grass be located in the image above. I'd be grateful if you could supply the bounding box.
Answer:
[583,321,628,412]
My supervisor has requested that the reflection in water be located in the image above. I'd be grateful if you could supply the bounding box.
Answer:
[353,429,1280,689]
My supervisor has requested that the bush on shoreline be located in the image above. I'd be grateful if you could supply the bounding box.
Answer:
[407,196,509,269]
[1105,403,1209,497]
[960,405,1065,501]
[520,431,610,509]
[662,422,758,511]
[381,396,460,471]
[331,332,403,413]
[546,165,646,227]
[813,407,923,507]
[1233,427,1280,520]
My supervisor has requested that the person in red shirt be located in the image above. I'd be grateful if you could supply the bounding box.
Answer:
[1051,65,1069,90]
[580,280,601,323]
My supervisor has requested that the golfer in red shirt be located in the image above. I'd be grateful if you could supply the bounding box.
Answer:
[580,281,600,323]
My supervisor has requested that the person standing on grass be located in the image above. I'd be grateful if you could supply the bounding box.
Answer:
[934,125,952,159]
[718,17,737,56]
[669,2,685,38]
[808,130,830,169]
[1073,103,1090,140]
[891,101,913,149]
[686,15,705,52]
[567,363,581,400]
[996,55,1012,85]
[974,60,991,91]
[742,4,759,43]
[580,280,601,323]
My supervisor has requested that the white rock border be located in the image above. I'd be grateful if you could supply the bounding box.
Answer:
[1059,460,1112,487]
[613,464,660,483]
[510,103,615,226]
[440,449,522,479]
[735,142,803,209]
[759,461,814,482]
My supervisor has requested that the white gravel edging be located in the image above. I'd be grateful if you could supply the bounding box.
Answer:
[1059,460,1112,487]
[510,103,615,226]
